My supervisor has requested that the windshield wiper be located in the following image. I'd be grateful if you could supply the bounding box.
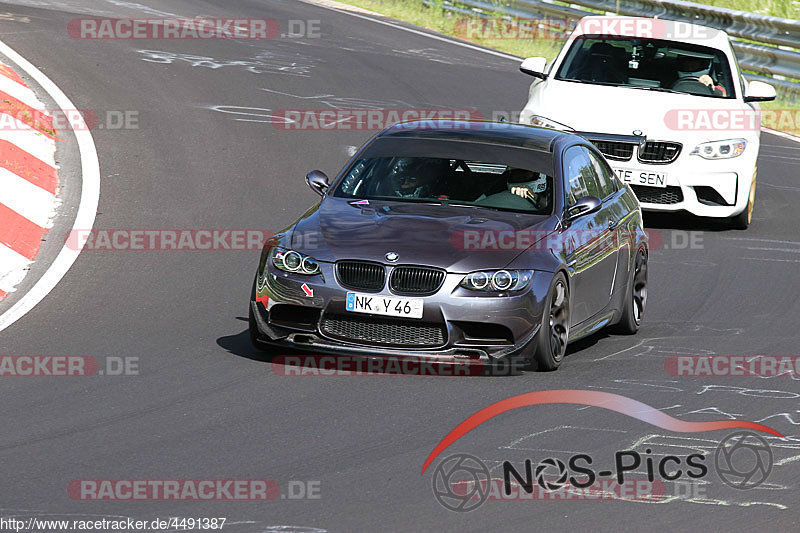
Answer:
[627,86,682,94]
[445,202,545,215]
[557,78,625,87]
[371,197,443,205]
[444,203,481,208]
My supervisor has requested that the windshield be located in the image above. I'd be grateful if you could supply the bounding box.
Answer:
[555,36,735,99]
[333,156,554,215]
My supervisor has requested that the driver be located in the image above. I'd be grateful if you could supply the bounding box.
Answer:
[673,52,726,96]
[507,168,550,210]
[389,157,448,198]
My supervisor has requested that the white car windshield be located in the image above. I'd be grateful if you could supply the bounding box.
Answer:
[555,36,736,99]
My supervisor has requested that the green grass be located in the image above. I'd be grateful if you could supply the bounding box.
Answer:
[336,0,800,135]
[338,0,564,60]
[760,99,800,135]
[684,0,798,18]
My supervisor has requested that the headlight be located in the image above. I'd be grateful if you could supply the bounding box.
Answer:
[689,139,746,159]
[460,270,534,292]
[529,115,574,131]
[271,247,321,275]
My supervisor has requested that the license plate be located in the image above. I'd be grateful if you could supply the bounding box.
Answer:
[615,168,668,188]
[346,292,423,319]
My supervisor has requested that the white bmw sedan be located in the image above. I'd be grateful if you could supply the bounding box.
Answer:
[518,16,776,228]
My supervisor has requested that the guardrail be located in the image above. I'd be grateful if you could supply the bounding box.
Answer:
[436,0,800,102]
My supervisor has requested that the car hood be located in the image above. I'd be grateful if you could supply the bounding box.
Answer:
[525,80,757,143]
[289,197,557,272]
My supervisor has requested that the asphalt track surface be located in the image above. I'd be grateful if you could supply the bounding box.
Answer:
[0,1,798,531]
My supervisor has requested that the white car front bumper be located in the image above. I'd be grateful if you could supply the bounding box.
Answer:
[609,143,757,218]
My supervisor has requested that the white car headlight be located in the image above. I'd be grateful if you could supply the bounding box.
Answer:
[529,115,574,132]
[690,139,746,159]
[460,270,534,292]
[271,247,321,275]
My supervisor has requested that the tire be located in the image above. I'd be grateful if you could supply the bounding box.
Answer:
[730,171,756,230]
[612,248,648,335]
[531,272,570,371]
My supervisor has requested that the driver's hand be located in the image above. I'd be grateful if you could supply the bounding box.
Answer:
[698,74,714,87]
[511,186,529,198]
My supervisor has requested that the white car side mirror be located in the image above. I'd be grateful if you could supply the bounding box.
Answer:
[744,80,776,102]
[520,57,548,80]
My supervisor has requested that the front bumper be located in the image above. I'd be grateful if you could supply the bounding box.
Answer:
[251,262,550,361]
[611,147,757,219]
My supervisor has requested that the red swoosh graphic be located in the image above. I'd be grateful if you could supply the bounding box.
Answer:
[421,389,784,473]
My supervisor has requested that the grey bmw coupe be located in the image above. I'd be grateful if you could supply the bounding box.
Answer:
[250,120,648,371]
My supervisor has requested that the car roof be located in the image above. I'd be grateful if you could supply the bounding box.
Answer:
[573,15,731,50]
[376,120,570,152]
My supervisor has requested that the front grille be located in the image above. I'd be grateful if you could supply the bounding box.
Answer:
[591,140,634,161]
[389,266,446,295]
[321,315,446,347]
[638,141,682,164]
[631,185,684,205]
[336,261,385,292]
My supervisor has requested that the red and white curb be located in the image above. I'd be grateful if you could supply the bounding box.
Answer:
[0,60,58,301]
[0,40,100,334]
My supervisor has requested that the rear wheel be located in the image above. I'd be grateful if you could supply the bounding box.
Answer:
[532,272,570,371]
[730,172,756,230]
[612,248,648,334]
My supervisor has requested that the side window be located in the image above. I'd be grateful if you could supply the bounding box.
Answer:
[563,146,601,205]
[586,149,618,199]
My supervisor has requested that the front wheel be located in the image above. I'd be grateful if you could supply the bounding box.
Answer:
[532,272,570,371]
[730,172,756,230]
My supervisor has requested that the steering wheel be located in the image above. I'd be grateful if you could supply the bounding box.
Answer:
[670,77,715,95]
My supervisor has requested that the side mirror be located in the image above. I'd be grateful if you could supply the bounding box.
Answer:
[306,170,329,196]
[520,57,548,80]
[744,80,776,102]
[564,196,601,222]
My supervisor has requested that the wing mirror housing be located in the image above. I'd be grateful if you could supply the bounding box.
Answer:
[564,196,601,223]
[744,80,776,102]
[520,57,548,80]
[306,170,330,196]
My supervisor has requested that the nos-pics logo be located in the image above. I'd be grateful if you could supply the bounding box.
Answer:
[431,431,773,512]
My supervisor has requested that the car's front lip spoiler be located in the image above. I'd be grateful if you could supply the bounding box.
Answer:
[250,301,540,362]
[271,332,493,362]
